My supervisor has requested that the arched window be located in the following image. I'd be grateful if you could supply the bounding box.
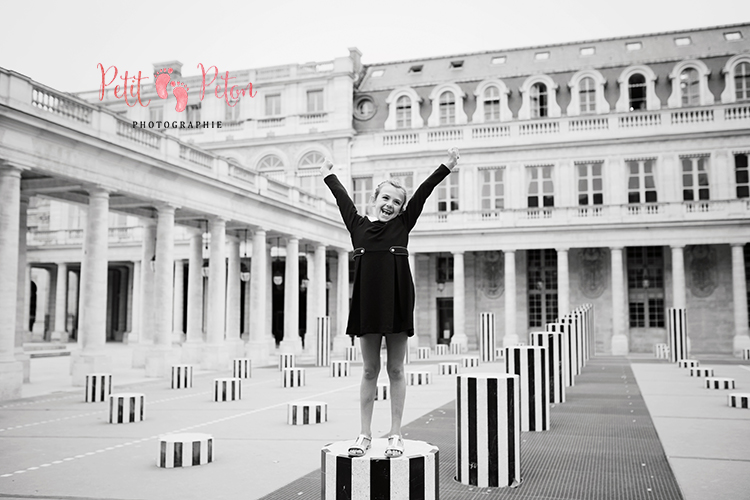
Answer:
[439,91,456,125]
[530,83,548,118]
[680,68,700,106]
[396,96,412,128]
[258,155,284,171]
[579,77,596,114]
[299,151,325,168]
[483,86,500,121]
[628,74,647,111]
[736,62,750,102]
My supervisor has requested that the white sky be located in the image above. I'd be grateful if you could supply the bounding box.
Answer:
[1,0,749,93]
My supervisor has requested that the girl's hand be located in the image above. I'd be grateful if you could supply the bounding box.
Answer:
[446,147,460,169]
[320,158,334,176]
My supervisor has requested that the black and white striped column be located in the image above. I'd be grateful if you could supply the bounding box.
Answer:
[705,377,735,390]
[345,346,358,361]
[456,373,520,488]
[214,378,241,401]
[316,316,331,367]
[279,353,295,371]
[417,347,431,360]
[504,346,549,432]
[158,433,213,468]
[530,331,565,404]
[435,344,448,356]
[668,308,689,362]
[232,358,252,379]
[462,356,480,368]
[171,365,193,389]
[479,312,496,362]
[546,322,575,387]
[375,383,388,401]
[728,393,749,409]
[450,343,462,356]
[288,401,328,425]
[678,359,699,369]
[330,360,350,377]
[689,367,714,377]
[108,393,145,424]
[321,439,439,499]
[741,348,750,361]
[406,371,432,386]
[495,347,505,360]
[283,367,306,388]
[654,343,669,359]
[439,362,459,375]
[85,373,112,402]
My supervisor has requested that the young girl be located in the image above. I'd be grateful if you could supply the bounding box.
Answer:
[320,147,459,458]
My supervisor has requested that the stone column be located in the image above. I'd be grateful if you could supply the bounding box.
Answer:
[132,221,156,367]
[71,188,111,385]
[314,244,327,321]
[610,247,628,355]
[171,260,185,343]
[451,251,468,350]
[182,229,204,363]
[0,165,24,400]
[203,216,227,369]
[246,229,270,364]
[128,260,141,344]
[557,248,570,317]
[671,245,686,309]
[15,195,30,382]
[281,237,302,353]
[50,263,68,341]
[731,244,750,354]
[305,251,315,348]
[31,268,49,341]
[503,250,519,347]
[332,248,350,354]
[225,237,241,355]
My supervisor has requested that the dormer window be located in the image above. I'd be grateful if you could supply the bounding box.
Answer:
[724,31,742,41]
[450,60,464,69]
[492,56,506,65]
[409,65,423,74]
[626,42,642,51]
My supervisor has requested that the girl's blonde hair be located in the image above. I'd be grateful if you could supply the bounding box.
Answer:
[372,178,408,213]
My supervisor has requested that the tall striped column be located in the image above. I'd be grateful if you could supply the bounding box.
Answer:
[456,373,520,488]
[668,308,688,362]
[479,312,496,362]
[316,316,331,367]
[530,331,565,404]
[546,322,574,387]
[504,346,549,432]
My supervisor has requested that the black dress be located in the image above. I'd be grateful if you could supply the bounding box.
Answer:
[324,164,452,337]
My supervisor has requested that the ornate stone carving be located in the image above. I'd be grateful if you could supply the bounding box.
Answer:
[687,245,717,298]
[578,248,606,299]
[477,251,504,299]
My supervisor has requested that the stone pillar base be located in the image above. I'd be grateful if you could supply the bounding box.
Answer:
[14,350,31,383]
[71,351,113,387]
[245,340,270,367]
[200,344,230,371]
[279,336,303,354]
[0,360,24,401]
[502,333,520,348]
[611,334,629,355]
[452,333,469,352]
[734,335,750,356]
[181,341,205,364]
[171,331,186,345]
[145,347,181,378]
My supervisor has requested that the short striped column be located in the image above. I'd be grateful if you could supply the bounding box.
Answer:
[450,342,462,355]
[283,367,306,388]
[678,359,699,369]
[462,356,480,368]
[288,401,328,425]
[345,346,358,361]
[213,378,241,401]
[417,347,431,360]
[741,348,750,360]
[495,347,505,360]
[171,365,193,389]
[321,439,439,499]
[456,373,520,488]
[435,344,448,356]
[316,316,331,367]
[705,377,735,390]
[689,367,714,377]
[547,322,575,387]
[406,371,432,386]
[108,393,145,424]
[668,308,689,362]
[504,346,549,432]
[375,383,389,401]
[232,358,252,379]
[330,360,350,377]
[654,343,669,359]
[728,393,749,409]
[279,353,295,371]
[157,433,213,468]
[479,312,496,362]
[530,331,566,404]
[439,362,459,375]
[85,373,112,402]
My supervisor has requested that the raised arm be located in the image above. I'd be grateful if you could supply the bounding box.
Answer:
[402,148,459,230]
[321,158,361,233]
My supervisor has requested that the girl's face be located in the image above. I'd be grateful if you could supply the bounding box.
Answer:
[373,184,405,222]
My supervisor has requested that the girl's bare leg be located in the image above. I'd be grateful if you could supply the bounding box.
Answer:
[384,333,409,436]
[359,334,383,437]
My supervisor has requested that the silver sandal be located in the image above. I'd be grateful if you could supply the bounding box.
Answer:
[384,434,404,458]
[348,434,371,457]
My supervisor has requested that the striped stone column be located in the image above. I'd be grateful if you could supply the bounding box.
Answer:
[282,367,306,388]
[530,331,565,404]
[547,322,575,387]
[232,358,252,379]
[462,356,480,368]
[435,344,448,356]
[158,433,213,468]
[345,346,358,361]
[654,343,669,359]
[705,377,735,390]
[330,360,350,377]
[171,365,193,389]
[678,359,699,369]
[288,401,327,425]
[316,316,331,367]
[406,371,432,385]
[456,373,520,488]
[375,383,388,401]
[279,353,295,371]
[504,346,549,432]
[108,393,145,423]
[690,367,714,377]
[321,439,439,499]
[668,308,689,362]
[439,362,459,375]
[450,342,462,355]
[85,373,112,402]
[742,348,750,360]
[479,312,496,362]
[728,393,749,409]
[213,378,242,401]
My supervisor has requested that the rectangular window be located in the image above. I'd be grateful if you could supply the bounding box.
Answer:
[298,169,325,198]
[149,106,163,123]
[437,173,459,212]
[352,177,372,215]
[265,94,281,116]
[627,159,657,204]
[527,165,554,207]
[186,104,201,123]
[736,153,749,198]
[390,171,415,199]
[225,99,241,122]
[436,255,454,283]
[480,168,505,210]
[527,249,558,328]
[627,246,665,328]
[306,89,324,113]
[577,162,604,205]
[396,97,412,129]
[680,156,710,201]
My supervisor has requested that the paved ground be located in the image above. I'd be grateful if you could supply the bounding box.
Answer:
[0,345,748,500]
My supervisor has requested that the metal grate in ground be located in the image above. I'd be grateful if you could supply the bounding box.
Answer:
[259,357,684,500]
